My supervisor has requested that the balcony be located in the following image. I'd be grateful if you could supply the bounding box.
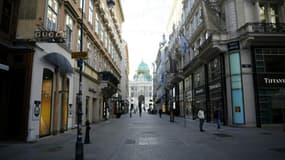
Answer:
[238,23,285,34]
[238,23,285,46]
[99,71,119,98]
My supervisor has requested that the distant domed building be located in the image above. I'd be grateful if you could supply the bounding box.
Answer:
[129,61,153,114]
[133,61,152,81]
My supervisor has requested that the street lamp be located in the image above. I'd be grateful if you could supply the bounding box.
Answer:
[75,1,115,159]
[75,0,85,159]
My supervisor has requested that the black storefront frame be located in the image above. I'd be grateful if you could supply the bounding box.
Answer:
[207,55,227,124]
[252,47,285,127]
[193,66,207,120]
[188,54,227,124]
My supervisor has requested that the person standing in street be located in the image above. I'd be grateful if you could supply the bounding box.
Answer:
[217,107,222,129]
[197,108,205,132]
[130,104,134,118]
[159,108,162,118]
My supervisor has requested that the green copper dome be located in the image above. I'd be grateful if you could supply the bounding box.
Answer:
[138,61,149,72]
[133,61,152,81]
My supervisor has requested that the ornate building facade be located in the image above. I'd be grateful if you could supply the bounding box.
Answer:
[0,0,127,142]
[129,61,153,113]
[155,0,285,127]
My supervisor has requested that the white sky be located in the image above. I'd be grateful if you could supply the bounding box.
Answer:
[121,0,173,79]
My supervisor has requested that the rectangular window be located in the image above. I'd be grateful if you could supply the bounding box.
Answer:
[65,14,73,50]
[46,0,58,30]
[95,13,99,34]
[269,4,278,23]
[100,24,104,41]
[80,0,85,12]
[104,32,107,47]
[77,29,81,51]
[197,8,202,25]
[230,53,241,75]
[88,0,93,23]
[259,4,266,23]
[86,41,91,64]
[259,2,280,23]
[93,48,97,70]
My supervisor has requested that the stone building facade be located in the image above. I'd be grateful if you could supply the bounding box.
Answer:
[157,0,285,127]
[0,0,127,142]
[129,61,153,113]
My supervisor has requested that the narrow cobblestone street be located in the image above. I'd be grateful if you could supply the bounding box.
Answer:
[0,113,285,160]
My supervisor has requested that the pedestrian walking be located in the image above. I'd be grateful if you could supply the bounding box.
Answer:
[159,108,162,118]
[217,107,222,129]
[84,120,91,144]
[130,104,134,118]
[197,108,205,132]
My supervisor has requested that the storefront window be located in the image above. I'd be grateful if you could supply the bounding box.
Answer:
[229,52,245,124]
[254,48,285,125]
[208,57,225,123]
[258,89,285,124]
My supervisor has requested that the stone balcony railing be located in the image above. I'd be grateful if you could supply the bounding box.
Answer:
[238,23,285,35]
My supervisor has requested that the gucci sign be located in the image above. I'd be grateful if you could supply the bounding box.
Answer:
[34,30,65,43]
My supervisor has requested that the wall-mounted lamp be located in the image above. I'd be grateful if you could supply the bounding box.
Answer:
[107,0,115,9]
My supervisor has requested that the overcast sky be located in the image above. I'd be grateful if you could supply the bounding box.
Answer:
[121,0,173,79]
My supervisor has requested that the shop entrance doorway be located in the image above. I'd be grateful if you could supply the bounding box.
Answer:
[0,53,31,141]
[40,69,53,137]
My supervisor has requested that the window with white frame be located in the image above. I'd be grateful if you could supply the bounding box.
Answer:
[100,24,104,41]
[80,0,85,12]
[86,41,91,64]
[93,48,97,70]
[197,7,202,25]
[104,32,108,48]
[88,0,93,24]
[77,29,81,51]
[259,2,279,23]
[95,13,99,34]
[46,0,58,30]
[65,14,73,50]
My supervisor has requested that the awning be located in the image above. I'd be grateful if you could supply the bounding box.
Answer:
[43,52,74,74]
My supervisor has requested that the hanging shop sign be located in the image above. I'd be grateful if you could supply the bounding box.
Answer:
[34,30,65,43]
[209,82,221,90]
[227,41,240,51]
[257,73,285,88]
[71,51,88,59]
[194,87,205,95]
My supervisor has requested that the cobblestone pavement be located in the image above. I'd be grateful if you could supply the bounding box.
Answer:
[0,113,285,160]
